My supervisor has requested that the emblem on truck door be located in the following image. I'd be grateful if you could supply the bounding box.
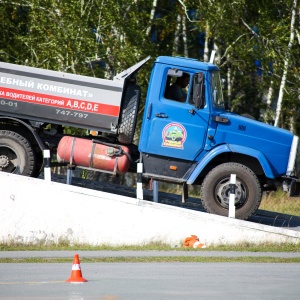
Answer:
[162,122,187,149]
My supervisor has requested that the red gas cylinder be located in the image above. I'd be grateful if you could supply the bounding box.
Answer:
[57,136,131,174]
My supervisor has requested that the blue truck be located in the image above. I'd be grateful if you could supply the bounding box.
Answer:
[0,56,299,219]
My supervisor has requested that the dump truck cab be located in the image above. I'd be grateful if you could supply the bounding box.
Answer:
[139,56,299,219]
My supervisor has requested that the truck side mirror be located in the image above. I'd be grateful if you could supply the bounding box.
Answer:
[193,73,204,109]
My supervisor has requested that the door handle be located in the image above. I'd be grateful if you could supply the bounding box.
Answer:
[213,116,229,123]
[155,113,168,118]
[147,103,152,120]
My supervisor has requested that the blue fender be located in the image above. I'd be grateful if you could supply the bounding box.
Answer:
[186,144,275,184]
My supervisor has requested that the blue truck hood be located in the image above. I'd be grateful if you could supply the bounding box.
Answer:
[212,112,294,177]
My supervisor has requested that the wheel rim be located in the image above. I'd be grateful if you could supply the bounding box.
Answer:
[0,146,21,173]
[214,177,247,209]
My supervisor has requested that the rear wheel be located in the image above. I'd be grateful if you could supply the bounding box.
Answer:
[118,83,141,144]
[0,130,36,176]
[200,162,262,220]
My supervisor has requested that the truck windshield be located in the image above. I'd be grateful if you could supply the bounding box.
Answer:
[211,72,224,109]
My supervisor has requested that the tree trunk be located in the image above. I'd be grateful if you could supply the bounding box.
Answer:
[173,14,181,55]
[274,0,298,127]
[264,81,274,124]
[227,55,232,107]
[204,21,210,62]
[182,13,188,57]
[146,0,157,36]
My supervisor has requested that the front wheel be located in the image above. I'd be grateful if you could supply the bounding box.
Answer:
[0,130,36,176]
[200,163,262,220]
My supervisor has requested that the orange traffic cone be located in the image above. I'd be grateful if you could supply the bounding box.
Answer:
[183,235,206,248]
[66,254,87,283]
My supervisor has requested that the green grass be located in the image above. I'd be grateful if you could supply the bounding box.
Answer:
[1,240,300,264]
[260,190,300,216]
[1,241,300,252]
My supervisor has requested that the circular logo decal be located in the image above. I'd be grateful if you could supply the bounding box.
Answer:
[162,122,187,149]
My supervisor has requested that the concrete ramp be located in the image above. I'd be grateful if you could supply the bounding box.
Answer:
[1,173,299,246]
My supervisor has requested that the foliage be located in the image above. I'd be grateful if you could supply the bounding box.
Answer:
[181,0,299,128]
[0,0,299,131]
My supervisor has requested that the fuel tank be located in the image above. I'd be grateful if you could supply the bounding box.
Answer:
[57,136,131,173]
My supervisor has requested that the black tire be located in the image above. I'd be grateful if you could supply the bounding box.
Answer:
[200,163,262,220]
[0,130,36,176]
[31,149,43,178]
[118,83,141,144]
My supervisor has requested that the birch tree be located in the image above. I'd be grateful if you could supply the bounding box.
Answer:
[1,0,299,132]
[172,12,188,57]
[274,0,298,128]
[146,0,157,36]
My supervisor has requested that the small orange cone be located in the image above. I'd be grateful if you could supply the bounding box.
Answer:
[66,254,87,283]
[183,235,206,248]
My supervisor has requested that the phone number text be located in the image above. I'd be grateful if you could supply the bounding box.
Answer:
[56,109,88,119]
[0,100,18,108]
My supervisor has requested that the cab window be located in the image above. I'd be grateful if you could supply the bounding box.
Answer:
[211,72,224,109]
[164,70,190,103]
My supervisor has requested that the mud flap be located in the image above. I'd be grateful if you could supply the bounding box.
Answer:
[289,179,300,196]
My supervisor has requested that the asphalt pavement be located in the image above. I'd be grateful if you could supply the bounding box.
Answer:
[0,261,300,299]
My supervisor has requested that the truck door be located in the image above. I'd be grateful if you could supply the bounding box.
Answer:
[139,68,210,162]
